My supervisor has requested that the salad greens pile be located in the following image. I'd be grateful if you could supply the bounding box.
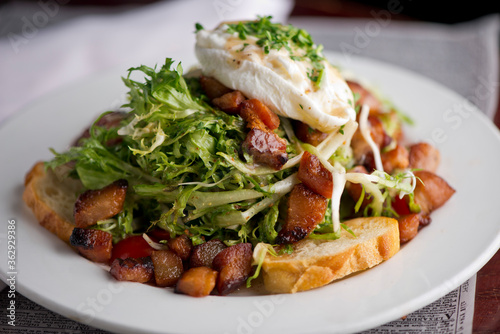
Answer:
[48,59,302,246]
[46,52,416,248]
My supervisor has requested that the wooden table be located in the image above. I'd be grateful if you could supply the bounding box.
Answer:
[290,1,500,332]
[474,250,500,332]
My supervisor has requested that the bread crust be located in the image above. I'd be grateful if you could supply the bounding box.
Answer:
[23,162,83,243]
[262,217,400,293]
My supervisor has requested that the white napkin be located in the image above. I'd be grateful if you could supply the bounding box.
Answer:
[0,0,293,124]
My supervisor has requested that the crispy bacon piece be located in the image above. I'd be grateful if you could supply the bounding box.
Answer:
[74,179,128,228]
[109,257,154,283]
[349,165,369,174]
[242,128,288,170]
[276,184,328,244]
[239,99,287,169]
[175,267,218,297]
[212,91,246,114]
[347,80,384,114]
[381,144,409,174]
[409,142,441,172]
[293,120,328,146]
[413,171,455,215]
[351,115,388,164]
[240,106,264,129]
[212,243,253,295]
[167,235,193,261]
[397,214,420,244]
[368,116,391,149]
[200,76,232,100]
[74,111,127,146]
[240,99,280,130]
[298,151,333,198]
[190,239,227,268]
[418,214,432,227]
[69,228,113,263]
[151,250,184,287]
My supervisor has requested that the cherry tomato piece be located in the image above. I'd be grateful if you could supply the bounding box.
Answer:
[110,235,154,263]
[392,196,411,216]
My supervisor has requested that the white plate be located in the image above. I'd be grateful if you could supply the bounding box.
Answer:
[1,51,500,334]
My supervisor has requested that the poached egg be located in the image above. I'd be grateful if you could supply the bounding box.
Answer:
[195,23,356,133]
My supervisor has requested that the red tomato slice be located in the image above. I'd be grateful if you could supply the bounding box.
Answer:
[110,235,154,263]
[392,196,411,216]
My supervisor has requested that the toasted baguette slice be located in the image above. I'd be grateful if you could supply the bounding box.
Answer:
[262,217,400,293]
[23,162,83,243]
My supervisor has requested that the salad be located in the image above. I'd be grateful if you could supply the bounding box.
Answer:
[27,16,454,297]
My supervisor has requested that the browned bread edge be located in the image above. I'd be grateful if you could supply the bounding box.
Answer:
[262,217,400,293]
[23,162,82,243]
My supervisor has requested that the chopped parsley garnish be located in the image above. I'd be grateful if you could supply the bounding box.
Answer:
[225,16,326,87]
[195,23,204,32]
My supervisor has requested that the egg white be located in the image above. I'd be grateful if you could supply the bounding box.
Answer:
[195,26,355,133]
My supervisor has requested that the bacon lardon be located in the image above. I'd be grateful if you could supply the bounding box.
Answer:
[110,257,154,283]
[74,179,128,228]
[276,184,328,244]
[69,228,113,263]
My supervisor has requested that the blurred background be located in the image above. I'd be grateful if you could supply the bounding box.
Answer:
[1,0,499,38]
[1,0,499,23]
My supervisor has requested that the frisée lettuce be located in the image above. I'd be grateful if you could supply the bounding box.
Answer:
[46,57,417,249]
[47,59,301,245]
